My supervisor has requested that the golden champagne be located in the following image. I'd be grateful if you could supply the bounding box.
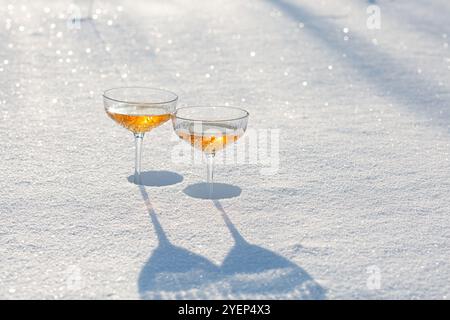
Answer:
[175,123,244,154]
[107,105,171,133]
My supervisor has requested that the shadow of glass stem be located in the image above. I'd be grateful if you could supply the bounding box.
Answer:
[138,186,326,299]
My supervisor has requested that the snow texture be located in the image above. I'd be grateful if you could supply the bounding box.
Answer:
[1,0,450,299]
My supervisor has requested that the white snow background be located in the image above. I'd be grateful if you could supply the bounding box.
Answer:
[1,0,450,299]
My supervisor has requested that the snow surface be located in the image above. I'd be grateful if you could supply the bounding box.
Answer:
[1,0,450,299]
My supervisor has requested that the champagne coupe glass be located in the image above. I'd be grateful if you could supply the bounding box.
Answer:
[103,87,178,184]
[172,106,249,197]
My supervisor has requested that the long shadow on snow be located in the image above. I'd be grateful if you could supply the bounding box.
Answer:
[138,186,325,299]
[268,0,450,129]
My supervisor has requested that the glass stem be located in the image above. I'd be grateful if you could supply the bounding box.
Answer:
[206,153,215,197]
[134,132,145,184]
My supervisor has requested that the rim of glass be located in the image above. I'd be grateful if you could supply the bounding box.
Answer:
[103,86,178,105]
[173,106,250,122]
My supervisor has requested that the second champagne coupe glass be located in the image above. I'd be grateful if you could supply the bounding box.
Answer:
[172,106,249,197]
[103,87,178,184]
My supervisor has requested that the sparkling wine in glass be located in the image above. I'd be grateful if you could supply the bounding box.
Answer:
[172,106,249,197]
[103,87,178,184]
